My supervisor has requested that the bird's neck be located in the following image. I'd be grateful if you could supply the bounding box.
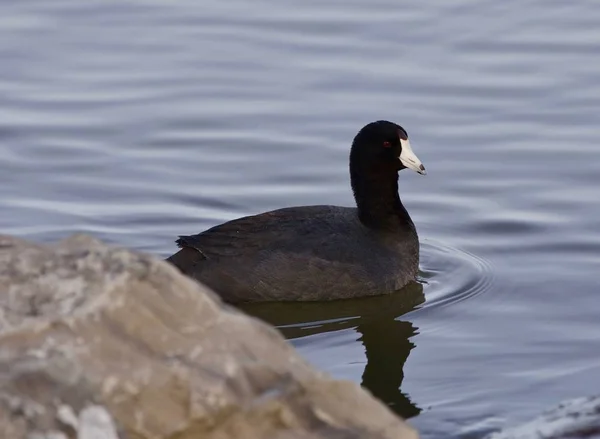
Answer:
[351,170,414,231]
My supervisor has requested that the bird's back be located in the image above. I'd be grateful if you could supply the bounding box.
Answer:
[167,205,419,302]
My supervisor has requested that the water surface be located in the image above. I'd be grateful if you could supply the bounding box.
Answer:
[1,1,600,437]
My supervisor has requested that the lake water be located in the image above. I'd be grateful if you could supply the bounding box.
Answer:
[1,1,599,437]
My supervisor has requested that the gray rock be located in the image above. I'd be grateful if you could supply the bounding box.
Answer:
[487,396,600,439]
[0,234,418,439]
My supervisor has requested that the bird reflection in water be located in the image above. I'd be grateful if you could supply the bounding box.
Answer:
[240,281,424,419]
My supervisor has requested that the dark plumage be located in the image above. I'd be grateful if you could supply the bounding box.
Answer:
[167,120,426,303]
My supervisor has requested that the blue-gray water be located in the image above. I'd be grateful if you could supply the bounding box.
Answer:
[1,1,599,437]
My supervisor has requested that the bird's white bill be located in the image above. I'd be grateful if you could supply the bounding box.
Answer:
[399,139,426,175]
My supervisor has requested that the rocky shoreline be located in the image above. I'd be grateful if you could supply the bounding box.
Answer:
[0,234,597,438]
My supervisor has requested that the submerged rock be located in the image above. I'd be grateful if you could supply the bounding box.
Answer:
[487,396,600,439]
[0,234,418,439]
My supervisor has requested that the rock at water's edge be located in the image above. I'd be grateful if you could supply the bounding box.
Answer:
[487,396,600,439]
[0,234,418,439]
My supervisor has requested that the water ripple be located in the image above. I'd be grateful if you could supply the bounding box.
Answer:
[417,240,496,311]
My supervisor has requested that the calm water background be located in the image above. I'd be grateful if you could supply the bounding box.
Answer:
[1,1,599,437]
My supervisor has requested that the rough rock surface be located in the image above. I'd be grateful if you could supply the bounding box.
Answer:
[487,396,600,439]
[0,234,418,439]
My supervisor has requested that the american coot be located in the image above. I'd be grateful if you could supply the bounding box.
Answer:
[167,120,426,303]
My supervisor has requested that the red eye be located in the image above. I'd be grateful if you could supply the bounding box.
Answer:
[383,141,391,148]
